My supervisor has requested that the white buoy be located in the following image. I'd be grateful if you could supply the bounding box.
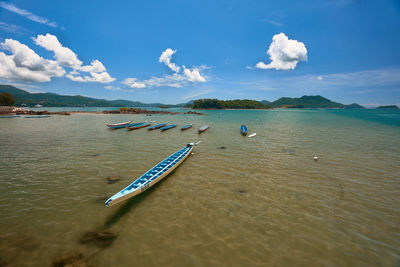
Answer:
[248,133,257,138]
[314,156,318,161]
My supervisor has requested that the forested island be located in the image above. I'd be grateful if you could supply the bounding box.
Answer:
[190,96,364,109]
[376,105,399,109]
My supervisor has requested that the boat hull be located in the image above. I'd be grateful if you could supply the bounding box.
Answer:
[148,123,167,130]
[107,121,133,129]
[181,124,192,130]
[240,125,248,136]
[160,124,176,131]
[198,125,209,133]
[126,122,151,130]
[105,145,193,207]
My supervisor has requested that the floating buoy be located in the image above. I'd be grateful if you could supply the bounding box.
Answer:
[191,153,194,155]
[314,156,318,161]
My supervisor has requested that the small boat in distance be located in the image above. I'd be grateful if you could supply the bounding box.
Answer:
[25,115,51,118]
[34,104,43,108]
[0,115,20,118]
[160,124,176,131]
[105,142,200,207]
[248,133,257,138]
[148,123,167,130]
[240,124,248,136]
[198,124,209,133]
[107,121,133,129]
[126,122,152,130]
[181,124,192,131]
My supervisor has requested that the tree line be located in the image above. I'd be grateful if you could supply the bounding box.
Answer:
[191,99,271,109]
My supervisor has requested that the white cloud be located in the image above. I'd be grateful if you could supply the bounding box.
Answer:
[256,33,307,70]
[159,48,180,73]
[183,66,206,82]
[0,34,115,83]
[0,2,57,27]
[121,78,146,88]
[33,34,82,68]
[123,48,207,89]
[33,33,115,83]
[0,39,65,82]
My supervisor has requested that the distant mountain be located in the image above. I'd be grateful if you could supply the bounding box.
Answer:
[270,95,364,109]
[260,100,271,105]
[0,85,150,107]
[376,105,399,109]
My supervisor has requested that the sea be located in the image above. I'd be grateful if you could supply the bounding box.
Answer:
[0,108,399,266]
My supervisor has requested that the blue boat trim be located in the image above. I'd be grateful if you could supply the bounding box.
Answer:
[160,124,176,131]
[181,124,192,130]
[148,123,167,130]
[105,144,193,207]
[240,124,248,135]
[25,115,51,118]
[0,115,20,118]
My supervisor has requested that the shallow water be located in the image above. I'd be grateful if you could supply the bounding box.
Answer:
[0,109,399,266]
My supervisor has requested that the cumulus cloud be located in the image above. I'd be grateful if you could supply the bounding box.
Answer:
[123,48,207,89]
[33,34,82,68]
[159,48,180,73]
[0,2,58,27]
[0,39,65,82]
[0,34,115,83]
[256,33,307,70]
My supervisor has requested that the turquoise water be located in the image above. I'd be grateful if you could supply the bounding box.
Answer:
[0,109,399,266]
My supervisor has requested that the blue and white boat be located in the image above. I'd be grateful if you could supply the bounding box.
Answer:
[107,121,134,129]
[0,115,20,118]
[105,143,199,207]
[25,115,51,118]
[240,124,248,136]
[160,124,176,131]
[181,124,192,131]
[148,123,167,130]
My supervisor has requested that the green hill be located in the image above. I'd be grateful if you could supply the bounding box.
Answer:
[376,105,399,109]
[270,95,364,109]
[0,85,149,107]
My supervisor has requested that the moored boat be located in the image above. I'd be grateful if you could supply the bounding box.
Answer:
[25,115,51,118]
[198,124,209,133]
[181,124,192,130]
[160,124,176,131]
[240,124,248,136]
[105,143,199,207]
[126,122,152,130]
[106,121,134,129]
[0,115,20,118]
[148,123,167,130]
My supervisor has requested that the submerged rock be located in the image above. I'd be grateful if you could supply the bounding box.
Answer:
[107,176,121,184]
[53,253,83,267]
[79,231,117,248]
[238,189,247,194]
[79,232,97,244]
[218,146,226,149]
[93,231,117,247]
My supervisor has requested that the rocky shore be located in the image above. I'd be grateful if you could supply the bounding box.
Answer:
[1,106,204,116]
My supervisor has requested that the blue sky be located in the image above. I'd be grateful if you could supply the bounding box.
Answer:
[0,0,400,106]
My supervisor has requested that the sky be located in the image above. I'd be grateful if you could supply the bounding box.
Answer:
[0,0,400,106]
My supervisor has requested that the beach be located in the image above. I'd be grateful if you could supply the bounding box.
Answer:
[0,108,399,266]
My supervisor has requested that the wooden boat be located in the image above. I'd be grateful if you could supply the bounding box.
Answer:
[148,123,167,130]
[240,124,248,136]
[126,122,152,130]
[105,143,199,207]
[106,121,133,129]
[181,124,192,131]
[198,124,209,133]
[0,115,20,118]
[160,124,176,131]
[25,115,51,118]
